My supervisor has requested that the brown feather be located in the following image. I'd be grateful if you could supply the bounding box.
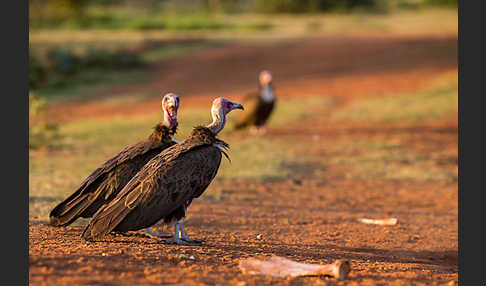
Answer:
[49,123,177,227]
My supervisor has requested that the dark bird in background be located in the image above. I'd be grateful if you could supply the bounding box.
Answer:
[234,70,276,135]
[49,93,180,236]
[82,97,243,245]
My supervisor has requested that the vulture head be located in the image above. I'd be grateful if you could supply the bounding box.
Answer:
[259,70,273,86]
[212,97,244,116]
[162,93,180,129]
[209,97,244,134]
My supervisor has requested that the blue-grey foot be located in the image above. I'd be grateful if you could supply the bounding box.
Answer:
[258,127,267,135]
[165,222,202,245]
[249,126,258,135]
[179,222,202,244]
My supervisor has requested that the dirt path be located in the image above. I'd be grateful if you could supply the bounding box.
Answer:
[31,33,458,285]
[46,33,457,123]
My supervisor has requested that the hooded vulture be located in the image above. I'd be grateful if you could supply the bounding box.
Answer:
[49,93,180,236]
[234,70,276,134]
[81,97,243,245]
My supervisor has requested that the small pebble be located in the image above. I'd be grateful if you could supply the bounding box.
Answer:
[179,254,195,260]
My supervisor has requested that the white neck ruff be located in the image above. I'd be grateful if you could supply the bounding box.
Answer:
[261,85,274,103]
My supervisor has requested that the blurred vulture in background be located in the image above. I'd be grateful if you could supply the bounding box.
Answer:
[82,97,243,245]
[49,93,180,237]
[234,70,276,134]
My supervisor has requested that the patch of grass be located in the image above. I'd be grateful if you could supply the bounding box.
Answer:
[129,14,231,31]
[30,8,457,48]
[31,5,276,32]
[235,22,274,31]
[141,41,222,64]
[37,68,148,103]
[29,92,63,150]
[318,7,457,34]
[331,72,457,123]
[265,96,334,126]
[328,139,457,182]
[217,138,302,181]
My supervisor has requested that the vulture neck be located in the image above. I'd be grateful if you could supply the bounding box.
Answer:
[162,108,173,129]
[207,108,225,135]
[260,83,274,103]
[162,109,170,128]
[160,107,178,137]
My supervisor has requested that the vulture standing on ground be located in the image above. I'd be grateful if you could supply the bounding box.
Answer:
[234,70,276,134]
[82,97,243,245]
[49,93,180,237]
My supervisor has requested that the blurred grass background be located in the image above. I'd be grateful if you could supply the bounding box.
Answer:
[29,0,457,31]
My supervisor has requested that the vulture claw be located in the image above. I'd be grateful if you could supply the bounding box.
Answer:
[181,237,203,244]
[145,227,171,238]
[165,237,201,246]
[164,222,203,245]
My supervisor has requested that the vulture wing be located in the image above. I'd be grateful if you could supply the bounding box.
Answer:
[49,125,175,227]
[234,92,260,129]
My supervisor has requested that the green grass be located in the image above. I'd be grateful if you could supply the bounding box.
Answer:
[322,72,458,182]
[266,96,334,126]
[327,139,457,182]
[37,68,148,103]
[140,41,222,64]
[331,72,458,123]
[29,5,457,35]
[217,138,313,182]
[29,8,457,46]
[30,6,275,32]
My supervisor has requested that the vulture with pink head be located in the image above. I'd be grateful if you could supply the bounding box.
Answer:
[49,93,180,232]
[82,97,243,245]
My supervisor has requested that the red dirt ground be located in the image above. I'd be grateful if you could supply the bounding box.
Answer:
[30,32,458,285]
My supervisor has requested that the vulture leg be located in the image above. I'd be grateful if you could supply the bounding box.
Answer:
[249,126,259,136]
[257,126,267,135]
[145,227,171,238]
[166,223,195,245]
[166,220,202,245]
[179,220,202,244]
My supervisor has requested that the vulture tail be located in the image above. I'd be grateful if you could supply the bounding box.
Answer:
[81,184,141,241]
[49,190,98,227]
[81,203,130,241]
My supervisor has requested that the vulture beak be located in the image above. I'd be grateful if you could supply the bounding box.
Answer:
[167,103,176,117]
[233,103,244,111]
[167,98,179,117]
